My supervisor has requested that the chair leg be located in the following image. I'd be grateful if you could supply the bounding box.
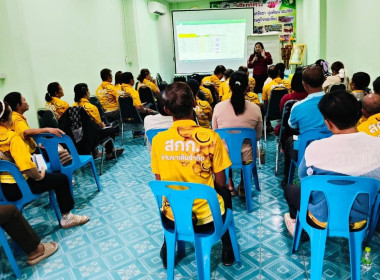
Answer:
[257,141,262,169]
[349,232,365,280]
[89,159,102,191]
[100,146,105,175]
[48,191,62,223]
[291,213,302,254]
[194,239,212,280]
[264,116,267,142]
[121,123,124,145]
[242,165,253,213]
[0,228,21,278]
[309,229,327,280]
[367,196,380,243]
[165,235,176,280]
[252,166,260,192]
[228,220,241,265]
[275,141,280,175]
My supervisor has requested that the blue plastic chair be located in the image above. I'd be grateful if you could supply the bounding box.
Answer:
[215,128,260,213]
[145,128,167,145]
[292,175,380,280]
[288,127,332,185]
[367,194,380,243]
[32,134,101,197]
[149,180,241,280]
[0,225,21,278]
[0,160,62,223]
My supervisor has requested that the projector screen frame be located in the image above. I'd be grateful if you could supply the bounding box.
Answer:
[172,8,254,75]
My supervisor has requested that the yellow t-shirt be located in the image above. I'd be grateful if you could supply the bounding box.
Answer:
[121,84,142,107]
[45,96,69,120]
[95,81,119,112]
[73,98,102,126]
[245,92,260,105]
[11,112,37,154]
[151,120,232,225]
[0,126,36,183]
[199,86,214,105]
[219,78,230,98]
[357,113,380,137]
[261,77,291,102]
[202,74,221,92]
[137,79,160,95]
[195,98,213,129]
[356,115,367,126]
[248,77,256,92]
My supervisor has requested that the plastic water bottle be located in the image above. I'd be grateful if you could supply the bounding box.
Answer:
[361,247,372,271]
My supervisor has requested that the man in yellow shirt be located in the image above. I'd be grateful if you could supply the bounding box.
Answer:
[187,79,212,129]
[200,65,226,105]
[357,93,380,137]
[151,82,235,267]
[219,69,233,101]
[4,92,64,154]
[95,68,120,122]
[261,63,291,105]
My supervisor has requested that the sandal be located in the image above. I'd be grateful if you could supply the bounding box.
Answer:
[237,184,245,198]
[27,242,58,265]
[284,213,296,237]
[61,214,90,229]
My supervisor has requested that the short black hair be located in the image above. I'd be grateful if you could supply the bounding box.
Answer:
[302,65,324,88]
[331,61,344,73]
[186,79,200,96]
[156,94,168,116]
[267,65,277,79]
[0,101,12,122]
[372,76,380,94]
[115,71,123,85]
[352,72,370,90]
[275,63,286,79]
[290,71,306,92]
[100,68,112,81]
[163,82,194,119]
[318,90,361,130]
[45,82,60,102]
[189,73,202,84]
[214,65,226,75]
[224,68,234,79]
[74,83,89,102]
[4,92,22,111]
[121,72,133,84]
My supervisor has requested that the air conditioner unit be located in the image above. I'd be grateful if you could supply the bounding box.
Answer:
[148,1,167,16]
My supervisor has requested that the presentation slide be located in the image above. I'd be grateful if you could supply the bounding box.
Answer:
[172,8,254,74]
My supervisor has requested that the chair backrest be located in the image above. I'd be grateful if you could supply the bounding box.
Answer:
[278,100,298,140]
[266,87,289,120]
[138,86,158,111]
[149,180,224,238]
[37,109,59,128]
[32,133,82,172]
[296,127,332,162]
[0,160,38,209]
[89,96,108,124]
[118,96,143,124]
[215,128,257,166]
[145,128,167,145]
[134,81,139,90]
[299,175,380,237]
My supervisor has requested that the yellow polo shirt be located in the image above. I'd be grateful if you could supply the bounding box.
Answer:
[357,113,380,137]
[199,86,214,105]
[151,120,231,225]
[245,92,260,105]
[45,96,69,120]
[249,77,256,91]
[73,98,102,126]
[356,116,367,126]
[121,84,142,107]
[219,78,230,98]
[95,81,119,112]
[11,112,37,154]
[261,77,291,102]
[137,79,160,95]
[195,98,212,129]
[0,126,36,183]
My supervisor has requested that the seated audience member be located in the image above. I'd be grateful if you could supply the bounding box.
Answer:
[114,70,123,94]
[263,65,277,88]
[73,83,123,159]
[151,82,236,267]
[315,59,330,77]
[213,71,262,197]
[200,65,226,104]
[0,204,58,265]
[0,101,89,228]
[282,66,326,186]
[283,90,380,236]
[45,82,69,120]
[4,92,64,154]
[188,73,206,101]
[322,61,348,92]
[237,66,260,105]
[261,63,291,106]
[95,68,120,122]
[136,68,160,96]
[219,69,234,101]
[349,72,370,100]
[373,76,380,94]
[187,79,212,129]
[357,93,380,137]
[280,69,308,112]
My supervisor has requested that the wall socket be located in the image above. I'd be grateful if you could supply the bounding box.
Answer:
[0,73,6,79]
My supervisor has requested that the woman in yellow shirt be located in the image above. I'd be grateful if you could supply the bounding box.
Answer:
[45,82,69,120]
[0,100,89,229]
[136,68,160,96]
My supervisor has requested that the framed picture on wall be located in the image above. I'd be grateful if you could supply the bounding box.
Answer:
[289,44,306,65]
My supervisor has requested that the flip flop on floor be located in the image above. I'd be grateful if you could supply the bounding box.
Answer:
[61,214,90,229]
[27,242,58,266]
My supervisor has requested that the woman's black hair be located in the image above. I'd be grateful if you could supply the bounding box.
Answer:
[229,71,248,116]
[74,83,89,102]
[331,61,344,74]
[0,101,12,123]
[291,71,306,92]
[137,68,150,83]
[115,71,123,85]
[45,82,60,102]
[255,42,264,49]
[3,92,22,111]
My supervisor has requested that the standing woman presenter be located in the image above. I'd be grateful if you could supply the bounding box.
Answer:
[247,42,273,93]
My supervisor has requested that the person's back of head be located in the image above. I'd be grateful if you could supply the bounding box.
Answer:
[214,65,226,76]
[302,65,324,90]
[189,73,202,84]
[156,94,169,116]
[74,83,89,102]
[186,79,200,97]
[100,68,112,82]
[115,71,123,85]
[267,65,277,79]
[372,76,380,94]
[362,93,380,118]
[45,82,60,102]
[163,82,194,119]
[229,71,248,116]
[290,71,306,93]
[327,83,347,94]
[351,72,370,90]
[274,63,286,79]
[315,59,330,76]
[237,66,248,74]
[224,68,234,79]
[331,61,344,75]
[137,68,150,83]
[318,90,361,130]
[4,92,22,111]
[121,72,133,84]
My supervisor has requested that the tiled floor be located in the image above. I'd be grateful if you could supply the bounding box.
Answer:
[0,132,379,279]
